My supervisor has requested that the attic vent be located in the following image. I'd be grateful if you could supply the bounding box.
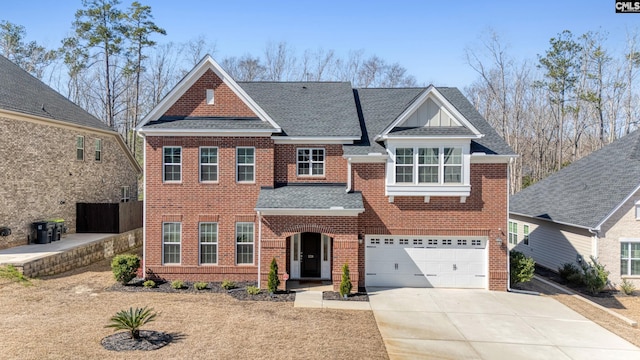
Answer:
[206,89,214,105]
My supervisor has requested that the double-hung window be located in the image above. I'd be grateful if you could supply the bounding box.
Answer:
[236,222,254,264]
[163,222,181,264]
[523,224,529,246]
[199,222,218,264]
[621,242,640,276]
[95,139,102,161]
[200,147,218,182]
[76,136,84,161]
[508,221,518,245]
[236,147,255,183]
[395,148,414,183]
[443,147,462,183]
[297,148,325,176]
[163,146,181,182]
[418,148,439,183]
[121,186,130,202]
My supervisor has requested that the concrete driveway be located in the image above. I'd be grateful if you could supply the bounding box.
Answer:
[367,287,640,360]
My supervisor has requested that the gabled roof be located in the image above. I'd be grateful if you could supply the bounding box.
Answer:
[137,55,281,132]
[0,55,111,132]
[510,130,640,230]
[238,82,361,138]
[343,87,514,156]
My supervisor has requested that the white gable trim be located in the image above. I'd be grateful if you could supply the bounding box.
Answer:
[374,86,482,141]
[136,54,281,132]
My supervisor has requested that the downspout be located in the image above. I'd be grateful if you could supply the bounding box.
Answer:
[346,157,352,192]
[257,211,262,288]
[589,228,599,259]
[506,157,512,292]
[139,131,147,279]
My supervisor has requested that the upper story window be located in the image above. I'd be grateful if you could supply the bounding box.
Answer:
[200,147,218,182]
[297,148,325,176]
[236,147,255,183]
[394,146,463,185]
[95,139,102,161]
[508,221,518,245]
[206,89,214,105]
[76,136,84,161]
[523,224,529,246]
[163,146,182,182]
[121,186,130,202]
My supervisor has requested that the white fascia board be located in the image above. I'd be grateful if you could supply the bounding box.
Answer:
[342,154,388,163]
[254,208,365,216]
[374,86,482,141]
[594,183,640,231]
[272,136,359,144]
[470,154,517,164]
[380,134,483,141]
[136,55,281,132]
[138,128,276,137]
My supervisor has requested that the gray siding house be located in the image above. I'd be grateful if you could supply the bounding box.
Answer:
[509,130,640,287]
[0,55,141,250]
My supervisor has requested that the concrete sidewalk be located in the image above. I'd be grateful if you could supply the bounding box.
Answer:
[294,290,371,310]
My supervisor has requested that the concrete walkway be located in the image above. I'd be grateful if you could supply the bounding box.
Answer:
[293,290,371,310]
[368,287,640,360]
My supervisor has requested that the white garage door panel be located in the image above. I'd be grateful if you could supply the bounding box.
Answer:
[365,236,487,289]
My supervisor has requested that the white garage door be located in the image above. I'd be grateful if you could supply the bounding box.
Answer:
[365,235,487,288]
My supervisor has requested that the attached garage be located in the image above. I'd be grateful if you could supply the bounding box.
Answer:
[365,235,487,288]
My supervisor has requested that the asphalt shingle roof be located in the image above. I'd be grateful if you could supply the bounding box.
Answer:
[145,116,275,130]
[0,55,111,132]
[238,82,362,137]
[256,185,364,210]
[510,130,640,229]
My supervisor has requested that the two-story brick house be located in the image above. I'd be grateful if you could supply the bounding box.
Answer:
[137,55,514,291]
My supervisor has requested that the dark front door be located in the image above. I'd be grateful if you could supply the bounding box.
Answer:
[301,232,321,278]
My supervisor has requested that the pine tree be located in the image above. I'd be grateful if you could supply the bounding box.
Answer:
[339,263,352,298]
[267,257,280,294]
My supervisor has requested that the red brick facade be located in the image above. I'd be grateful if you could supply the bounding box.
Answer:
[142,68,510,291]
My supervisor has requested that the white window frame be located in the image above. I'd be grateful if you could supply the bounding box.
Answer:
[395,148,414,183]
[199,222,218,265]
[121,186,130,202]
[236,147,255,183]
[523,224,529,246]
[206,89,214,105]
[162,222,181,265]
[621,240,640,276]
[508,221,518,245]
[163,146,182,183]
[297,148,325,177]
[235,222,254,265]
[393,146,464,185]
[95,139,102,162]
[635,201,640,220]
[199,146,219,183]
[76,136,84,161]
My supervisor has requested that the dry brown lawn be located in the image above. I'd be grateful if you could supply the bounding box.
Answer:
[0,259,388,360]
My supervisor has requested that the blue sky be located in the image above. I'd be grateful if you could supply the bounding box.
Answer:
[3,1,638,88]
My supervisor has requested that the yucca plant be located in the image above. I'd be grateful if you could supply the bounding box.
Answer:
[105,306,157,340]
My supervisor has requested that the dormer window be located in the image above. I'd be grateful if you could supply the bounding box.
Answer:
[206,89,214,105]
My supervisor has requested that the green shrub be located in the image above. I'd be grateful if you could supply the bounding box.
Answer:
[143,280,156,288]
[0,265,32,286]
[582,256,609,295]
[509,251,535,286]
[246,285,260,295]
[194,281,208,290]
[111,254,140,285]
[267,258,280,294]
[221,280,236,290]
[558,263,582,285]
[105,306,157,339]
[339,263,352,298]
[171,280,185,289]
[621,279,635,295]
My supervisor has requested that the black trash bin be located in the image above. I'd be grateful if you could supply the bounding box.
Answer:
[33,221,53,244]
[49,219,65,241]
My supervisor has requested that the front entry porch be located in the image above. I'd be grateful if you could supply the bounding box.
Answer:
[289,232,332,280]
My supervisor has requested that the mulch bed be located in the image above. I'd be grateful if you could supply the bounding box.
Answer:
[322,291,369,301]
[101,330,173,351]
[533,265,620,298]
[108,279,296,302]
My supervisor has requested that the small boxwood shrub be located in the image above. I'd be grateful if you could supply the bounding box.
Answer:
[621,279,635,295]
[558,263,582,285]
[143,280,156,288]
[221,280,236,290]
[246,285,260,295]
[509,251,535,286]
[171,280,185,289]
[582,256,609,295]
[111,254,140,285]
[194,281,208,290]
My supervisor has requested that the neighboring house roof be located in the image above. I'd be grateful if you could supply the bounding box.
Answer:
[255,185,364,215]
[144,117,275,130]
[510,130,640,229]
[0,55,112,132]
[238,82,362,138]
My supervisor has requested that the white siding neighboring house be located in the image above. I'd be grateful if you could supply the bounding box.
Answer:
[509,130,640,288]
